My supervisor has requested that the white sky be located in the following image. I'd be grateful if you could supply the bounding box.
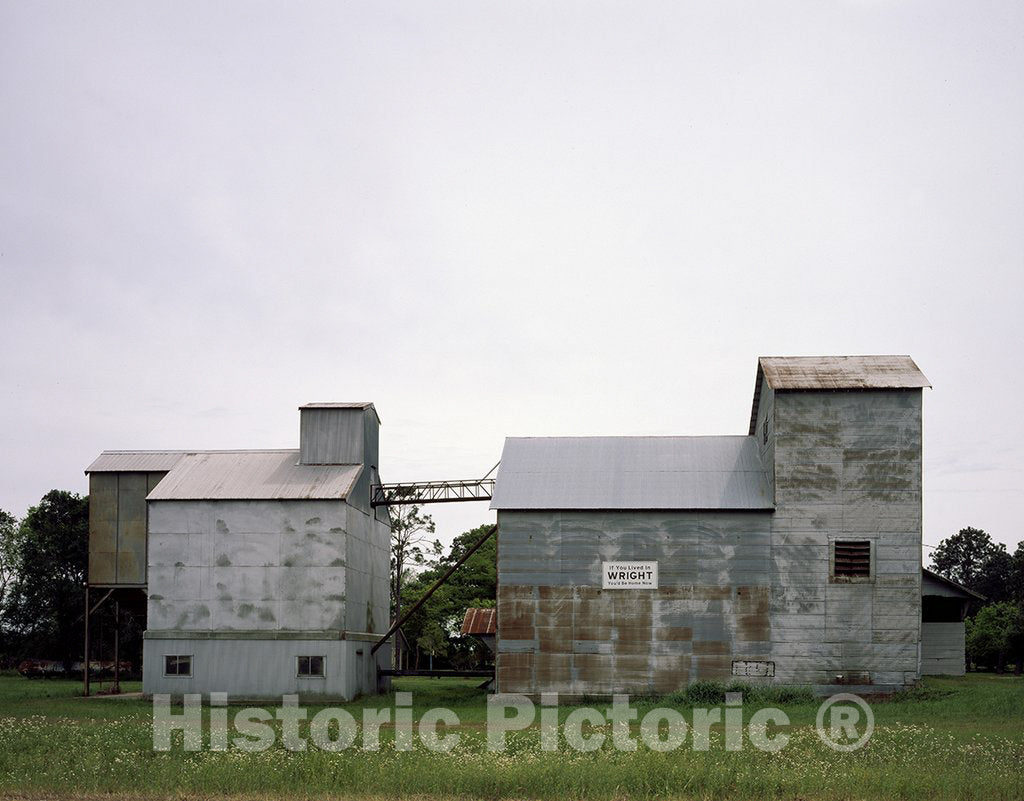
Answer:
[1,2,1022,557]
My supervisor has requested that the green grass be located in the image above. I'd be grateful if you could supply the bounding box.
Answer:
[0,674,1022,800]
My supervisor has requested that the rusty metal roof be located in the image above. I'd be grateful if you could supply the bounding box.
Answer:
[759,355,930,390]
[461,607,496,635]
[749,355,929,434]
[145,450,361,501]
[86,451,191,473]
[490,436,773,510]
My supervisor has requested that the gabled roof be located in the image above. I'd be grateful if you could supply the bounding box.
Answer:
[749,355,930,434]
[145,450,361,501]
[490,436,773,511]
[461,608,496,636]
[922,568,986,601]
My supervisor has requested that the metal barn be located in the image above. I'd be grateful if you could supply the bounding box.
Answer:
[85,403,391,699]
[489,355,932,695]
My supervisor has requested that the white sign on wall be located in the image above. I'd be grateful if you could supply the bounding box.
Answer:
[601,561,658,589]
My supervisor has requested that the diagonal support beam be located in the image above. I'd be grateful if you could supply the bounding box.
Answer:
[371,523,498,656]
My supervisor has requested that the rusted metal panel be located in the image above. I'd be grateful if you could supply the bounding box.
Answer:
[496,509,774,696]
[759,355,930,390]
[461,608,496,635]
[89,471,167,586]
[88,473,118,584]
[116,473,148,584]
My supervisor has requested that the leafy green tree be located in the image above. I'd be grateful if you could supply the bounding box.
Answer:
[401,523,497,668]
[975,547,1014,604]
[3,491,88,668]
[930,527,1009,600]
[0,509,20,609]
[387,488,440,618]
[966,602,1024,673]
[417,620,449,662]
[1010,541,1024,606]
[0,509,24,665]
[387,489,440,667]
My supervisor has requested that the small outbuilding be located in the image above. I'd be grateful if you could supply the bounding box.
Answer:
[461,607,497,654]
[920,568,983,676]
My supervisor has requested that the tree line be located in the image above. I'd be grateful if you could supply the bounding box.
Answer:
[0,491,90,670]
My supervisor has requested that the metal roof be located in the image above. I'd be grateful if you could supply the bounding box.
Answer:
[760,355,930,390]
[146,450,362,501]
[490,436,773,511]
[85,451,191,473]
[460,608,496,636]
[749,355,929,433]
[922,568,986,601]
[299,402,381,423]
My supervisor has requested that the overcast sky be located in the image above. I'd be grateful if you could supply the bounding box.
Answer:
[2,1,1022,558]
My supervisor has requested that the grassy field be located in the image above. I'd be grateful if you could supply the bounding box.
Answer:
[0,672,1022,800]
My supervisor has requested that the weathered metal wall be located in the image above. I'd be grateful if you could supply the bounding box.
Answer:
[147,499,349,633]
[299,407,375,466]
[920,622,965,675]
[753,383,775,497]
[143,497,389,699]
[141,636,389,699]
[343,501,391,637]
[496,510,774,695]
[496,386,924,695]
[770,388,923,688]
[88,471,166,586]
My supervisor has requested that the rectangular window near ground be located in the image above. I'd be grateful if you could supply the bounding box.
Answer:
[297,655,325,677]
[163,654,192,676]
[832,540,872,580]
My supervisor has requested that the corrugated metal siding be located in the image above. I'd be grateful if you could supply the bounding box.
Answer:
[88,470,167,586]
[490,436,773,510]
[921,622,966,675]
[86,451,189,472]
[299,402,381,424]
[496,509,774,695]
[769,389,923,687]
[300,407,368,465]
[759,355,930,390]
[146,450,361,500]
[461,608,497,635]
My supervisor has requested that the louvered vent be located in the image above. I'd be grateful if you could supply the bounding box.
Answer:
[834,540,871,577]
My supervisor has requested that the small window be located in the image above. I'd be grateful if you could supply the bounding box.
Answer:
[833,540,871,578]
[762,418,769,445]
[297,655,325,677]
[164,654,192,676]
